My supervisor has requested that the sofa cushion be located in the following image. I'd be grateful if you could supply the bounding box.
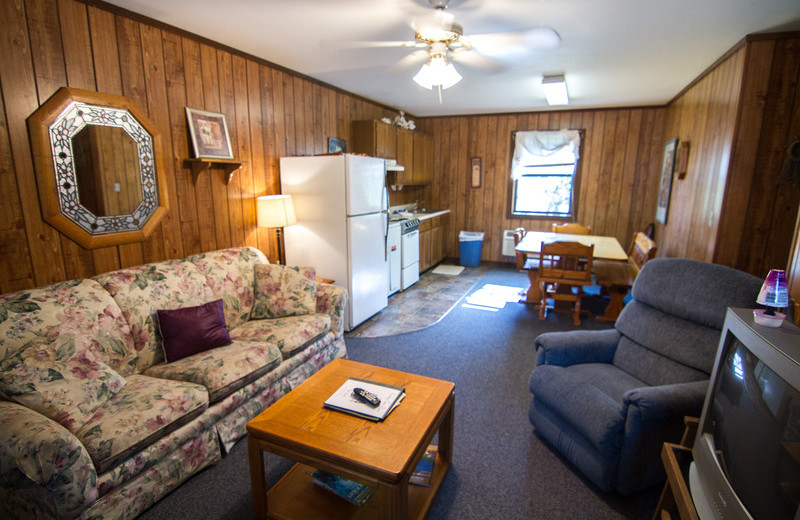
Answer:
[157,299,232,363]
[0,279,136,375]
[75,374,208,474]
[143,341,282,403]
[251,264,316,319]
[93,261,216,373]
[231,314,331,359]
[188,247,267,330]
[0,334,126,433]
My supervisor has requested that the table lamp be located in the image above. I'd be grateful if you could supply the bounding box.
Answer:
[257,194,296,265]
[753,268,789,327]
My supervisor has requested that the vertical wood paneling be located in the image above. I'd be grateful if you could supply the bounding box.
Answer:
[419,107,667,261]
[0,0,401,292]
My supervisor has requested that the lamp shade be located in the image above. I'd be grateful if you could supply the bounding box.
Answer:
[756,269,789,308]
[413,56,462,90]
[257,194,297,228]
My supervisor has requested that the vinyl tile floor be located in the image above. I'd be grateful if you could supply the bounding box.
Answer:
[344,263,493,338]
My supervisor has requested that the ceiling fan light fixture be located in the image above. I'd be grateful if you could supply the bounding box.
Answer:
[413,55,462,90]
[542,74,569,105]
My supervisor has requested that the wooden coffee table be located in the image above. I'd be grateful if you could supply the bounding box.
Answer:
[247,358,455,520]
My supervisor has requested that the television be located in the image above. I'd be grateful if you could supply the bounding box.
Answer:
[690,307,800,520]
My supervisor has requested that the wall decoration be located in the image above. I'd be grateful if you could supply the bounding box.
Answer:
[185,108,233,159]
[676,141,690,179]
[471,157,481,188]
[328,137,347,153]
[655,138,678,224]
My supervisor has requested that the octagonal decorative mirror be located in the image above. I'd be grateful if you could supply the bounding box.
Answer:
[28,87,168,249]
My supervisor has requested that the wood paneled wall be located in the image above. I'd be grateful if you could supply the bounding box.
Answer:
[0,0,397,294]
[659,33,800,281]
[416,108,667,262]
[656,46,746,263]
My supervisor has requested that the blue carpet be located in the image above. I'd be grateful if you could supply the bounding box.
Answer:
[139,266,659,520]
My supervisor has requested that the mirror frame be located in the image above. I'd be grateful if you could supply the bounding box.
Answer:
[28,87,168,249]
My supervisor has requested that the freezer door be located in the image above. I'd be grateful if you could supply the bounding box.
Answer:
[347,212,388,330]
[345,154,387,216]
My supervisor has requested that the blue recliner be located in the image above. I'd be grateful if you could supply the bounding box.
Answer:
[528,258,763,495]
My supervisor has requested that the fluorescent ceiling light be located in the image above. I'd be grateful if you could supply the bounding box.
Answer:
[413,55,462,90]
[542,74,569,106]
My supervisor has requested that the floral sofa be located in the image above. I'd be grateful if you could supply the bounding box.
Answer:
[0,247,347,520]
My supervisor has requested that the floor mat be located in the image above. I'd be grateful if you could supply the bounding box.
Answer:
[432,264,465,276]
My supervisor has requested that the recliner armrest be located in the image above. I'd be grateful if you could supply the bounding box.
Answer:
[0,401,98,517]
[315,283,348,338]
[622,380,708,422]
[534,329,620,367]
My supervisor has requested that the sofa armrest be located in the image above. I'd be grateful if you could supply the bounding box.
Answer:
[316,283,348,338]
[0,401,98,516]
[622,380,708,423]
[534,329,621,367]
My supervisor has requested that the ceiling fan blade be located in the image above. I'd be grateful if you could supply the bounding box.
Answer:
[467,26,561,54]
[387,50,429,73]
[320,39,420,50]
[450,48,504,73]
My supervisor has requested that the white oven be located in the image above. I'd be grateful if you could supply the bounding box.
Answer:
[400,219,420,290]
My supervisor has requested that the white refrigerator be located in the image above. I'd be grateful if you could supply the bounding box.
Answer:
[280,154,388,331]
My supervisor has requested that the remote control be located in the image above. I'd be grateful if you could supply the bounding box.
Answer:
[352,388,381,407]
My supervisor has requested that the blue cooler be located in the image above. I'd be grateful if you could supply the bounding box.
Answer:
[459,231,484,267]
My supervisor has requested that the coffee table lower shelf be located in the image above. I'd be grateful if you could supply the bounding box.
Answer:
[264,456,450,520]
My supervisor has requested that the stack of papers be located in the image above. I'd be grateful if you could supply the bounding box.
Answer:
[323,378,405,421]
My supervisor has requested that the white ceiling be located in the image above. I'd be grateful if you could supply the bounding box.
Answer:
[107,0,800,117]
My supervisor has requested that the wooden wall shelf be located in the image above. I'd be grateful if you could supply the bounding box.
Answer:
[184,158,243,184]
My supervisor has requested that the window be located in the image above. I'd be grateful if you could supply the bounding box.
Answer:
[510,130,581,218]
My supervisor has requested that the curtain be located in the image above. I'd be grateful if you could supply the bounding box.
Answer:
[511,130,581,180]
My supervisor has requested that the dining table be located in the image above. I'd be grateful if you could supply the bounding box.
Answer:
[514,230,628,316]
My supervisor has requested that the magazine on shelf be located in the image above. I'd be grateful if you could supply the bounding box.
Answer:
[323,377,405,421]
[311,469,375,506]
[410,444,438,486]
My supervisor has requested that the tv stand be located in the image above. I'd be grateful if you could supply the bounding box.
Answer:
[652,417,700,520]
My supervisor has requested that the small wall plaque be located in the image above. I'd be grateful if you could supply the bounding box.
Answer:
[471,157,481,188]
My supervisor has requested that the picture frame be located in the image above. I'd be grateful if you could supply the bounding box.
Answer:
[328,137,347,153]
[471,157,481,188]
[655,138,678,225]
[185,108,233,159]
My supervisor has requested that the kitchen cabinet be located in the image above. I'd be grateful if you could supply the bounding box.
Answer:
[419,213,449,272]
[411,132,433,185]
[420,218,432,272]
[395,128,414,184]
[352,120,396,160]
[352,120,432,185]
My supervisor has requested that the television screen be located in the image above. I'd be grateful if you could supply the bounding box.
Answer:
[708,335,800,519]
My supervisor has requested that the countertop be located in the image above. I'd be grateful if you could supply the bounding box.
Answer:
[412,209,450,221]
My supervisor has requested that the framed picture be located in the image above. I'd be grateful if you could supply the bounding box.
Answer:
[328,137,347,153]
[655,138,678,225]
[471,157,481,188]
[185,108,233,159]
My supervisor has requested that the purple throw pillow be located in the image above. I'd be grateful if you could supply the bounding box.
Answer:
[157,299,232,363]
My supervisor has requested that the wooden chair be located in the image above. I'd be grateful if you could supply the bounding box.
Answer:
[514,227,541,270]
[593,231,657,322]
[553,222,592,235]
[538,241,594,325]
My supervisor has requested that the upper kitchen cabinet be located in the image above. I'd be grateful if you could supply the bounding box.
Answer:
[411,132,433,185]
[352,120,396,161]
[352,120,432,185]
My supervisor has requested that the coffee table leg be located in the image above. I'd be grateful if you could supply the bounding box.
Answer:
[439,394,455,465]
[378,480,409,520]
[248,436,267,520]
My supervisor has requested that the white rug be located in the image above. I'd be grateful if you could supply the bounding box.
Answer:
[432,264,465,276]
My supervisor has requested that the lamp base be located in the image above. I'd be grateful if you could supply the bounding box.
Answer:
[753,308,786,328]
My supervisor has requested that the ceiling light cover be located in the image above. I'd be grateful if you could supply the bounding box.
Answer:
[542,74,569,106]
[413,56,462,90]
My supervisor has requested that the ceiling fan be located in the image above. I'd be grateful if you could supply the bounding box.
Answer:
[329,0,561,101]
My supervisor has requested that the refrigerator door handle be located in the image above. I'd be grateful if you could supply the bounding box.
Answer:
[384,212,388,262]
